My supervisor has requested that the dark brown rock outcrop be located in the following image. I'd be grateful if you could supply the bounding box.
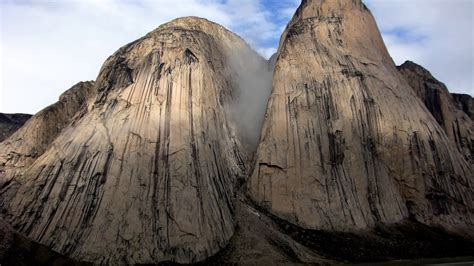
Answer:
[249,0,473,235]
[452,93,474,120]
[200,195,474,264]
[0,113,31,142]
[398,61,474,163]
[0,218,88,266]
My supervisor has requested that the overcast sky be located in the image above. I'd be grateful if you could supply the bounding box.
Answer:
[1,0,473,114]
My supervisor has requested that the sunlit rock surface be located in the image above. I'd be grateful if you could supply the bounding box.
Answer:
[1,1,473,264]
[249,0,473,234]
[1,17,266,264]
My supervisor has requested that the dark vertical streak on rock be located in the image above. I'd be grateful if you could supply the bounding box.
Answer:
[164,77,173,248]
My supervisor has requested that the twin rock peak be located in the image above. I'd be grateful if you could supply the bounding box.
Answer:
[0,0,472,264]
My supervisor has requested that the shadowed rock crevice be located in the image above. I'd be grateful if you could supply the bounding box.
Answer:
[452,93,474,120]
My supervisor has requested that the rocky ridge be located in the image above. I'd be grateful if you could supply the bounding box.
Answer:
[452,93,474,120]
[0,113,31,143]
[0,81,95,188]
[398,61,473,164]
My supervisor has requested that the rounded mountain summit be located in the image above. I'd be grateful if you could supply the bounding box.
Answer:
[1,16,265,264]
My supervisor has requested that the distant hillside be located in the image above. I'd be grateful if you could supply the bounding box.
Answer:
[0,113,31,142]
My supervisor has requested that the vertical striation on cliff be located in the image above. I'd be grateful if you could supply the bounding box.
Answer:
[249,0,473,234]
[1,1,473,264]
[1,17,268,264]
[398,61,474,163]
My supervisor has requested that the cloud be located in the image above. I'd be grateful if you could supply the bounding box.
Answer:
[227,46,273,150]
[366,0,473,95]
[256,47,278,59]
[0,0,472,114]
[0,0,281,114]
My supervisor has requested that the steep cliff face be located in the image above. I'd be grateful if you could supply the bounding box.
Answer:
[1,1,473,264]
[0,81,94,187]
[0,113,31,142]
[452,93,474,120]
[249,0,473,234]
[398,61,474,163]
[1,17,265,264]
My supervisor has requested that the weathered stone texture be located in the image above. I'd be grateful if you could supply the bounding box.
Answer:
[1,1,473,264]
[398,61,474,164]
[1,17,263,264]
[452,94,474,120]
[249,0,473,235]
